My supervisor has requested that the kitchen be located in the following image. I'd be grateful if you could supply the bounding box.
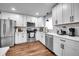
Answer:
[0,3,79,56]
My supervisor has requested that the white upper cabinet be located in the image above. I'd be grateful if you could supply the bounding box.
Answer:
[52,5,57,25]
[52,4,63,25]
[56,4,63,24]
[36,17,44,27]
[26,16,38,27]
[73,3,79,22]
[0,12,27,26]
[27,16,44,27]
[27,16,36,23]
[30,17,37,23]
[61,3,79,24]
[62,3,72,24]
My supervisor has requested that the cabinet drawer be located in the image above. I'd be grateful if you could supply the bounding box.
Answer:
[65,39,79,47]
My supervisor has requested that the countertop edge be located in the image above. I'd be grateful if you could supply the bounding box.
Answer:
[46,33,79,42]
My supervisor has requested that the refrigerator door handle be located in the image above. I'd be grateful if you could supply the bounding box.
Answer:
[3,20,6,37]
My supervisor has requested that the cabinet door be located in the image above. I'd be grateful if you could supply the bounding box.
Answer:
[26,16,31,22]
[37,17,44,27]
[56,4,63,24]
[52,6,57,25]
[64,39,79,56]
[73,3,79,22]
[62,3,72,24]
[53,36,62,56]
[39,32,45,45]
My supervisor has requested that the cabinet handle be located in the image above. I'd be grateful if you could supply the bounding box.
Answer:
[61,43,64,49]
[55,20,58,24]
[3,20,6,36]
[60,39,65,42]
[70,16,74,22]
[72,16,74,21]
[70,16,72,22]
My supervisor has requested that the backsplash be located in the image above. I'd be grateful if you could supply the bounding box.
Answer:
[53,23,79,36]
[47,29,53,33]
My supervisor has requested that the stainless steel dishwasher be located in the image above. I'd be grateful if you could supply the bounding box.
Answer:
[45,34,53,51]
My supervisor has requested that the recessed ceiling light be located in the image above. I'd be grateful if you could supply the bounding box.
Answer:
[36,12,39,15]
[11,8,16,11]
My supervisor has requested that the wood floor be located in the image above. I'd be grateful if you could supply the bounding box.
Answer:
[6,41,56,56]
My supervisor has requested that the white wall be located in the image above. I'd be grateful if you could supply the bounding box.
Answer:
[45,14,53,30]
[45,17,53,29]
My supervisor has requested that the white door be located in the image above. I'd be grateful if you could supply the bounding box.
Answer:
[73,3,79,22]
[62,3,72,24]
[53,36,62,56]
[56,4,63,24]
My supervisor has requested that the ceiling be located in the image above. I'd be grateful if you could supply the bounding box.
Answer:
[0,3,56,17]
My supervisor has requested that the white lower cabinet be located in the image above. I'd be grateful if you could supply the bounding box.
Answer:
[64,39,79,56]
[39,32,45,45]
[53,36,62,56]
[53,35,79,56]
[36,32,45,45]
[15,33,27,44]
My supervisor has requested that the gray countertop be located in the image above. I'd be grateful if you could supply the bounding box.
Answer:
[46,33,79,42]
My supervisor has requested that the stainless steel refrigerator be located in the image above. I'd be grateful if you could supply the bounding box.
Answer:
[0,19,16,47]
